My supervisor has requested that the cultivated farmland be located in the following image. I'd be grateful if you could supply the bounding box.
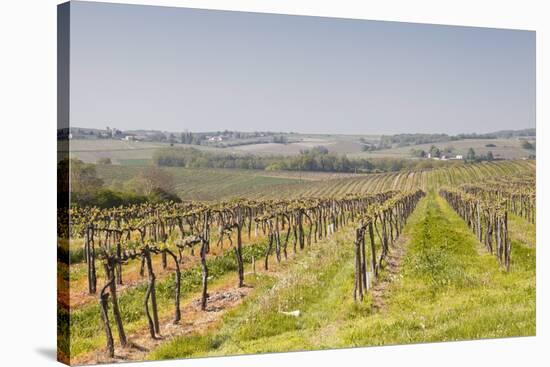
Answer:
[58,158,535,364]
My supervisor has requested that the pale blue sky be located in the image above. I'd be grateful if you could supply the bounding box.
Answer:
[69,1,535,135]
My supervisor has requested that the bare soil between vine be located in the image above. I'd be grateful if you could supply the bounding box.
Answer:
[73,285,253,365]
[66,234,265,309]
[370,233,410,311]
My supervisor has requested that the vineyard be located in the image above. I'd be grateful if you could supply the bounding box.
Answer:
[93,160,535,201]
[52,5,539,364]
[247,160,535,199]
[58,160,536,364]
[440,176,535,270]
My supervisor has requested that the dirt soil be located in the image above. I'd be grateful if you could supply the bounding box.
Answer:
[67,233,265,309]
[370,234,409,311]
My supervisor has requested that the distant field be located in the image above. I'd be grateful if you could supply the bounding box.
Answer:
[68,139,168,164]
[69,136,368,163]
[95,160,534,202]
[232,135,366,155]
[68,139,224,164]
[70,137,535,202]
[351,138,534,160]
[250,159,535,199]
[96,166,307,201]
[67,136,534,165]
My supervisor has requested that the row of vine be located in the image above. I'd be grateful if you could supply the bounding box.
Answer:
[69,191,400,357]
[352,190,425,302]
[460,176,535,224]
[439,187,512,270]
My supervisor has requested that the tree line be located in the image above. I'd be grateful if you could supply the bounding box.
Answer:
[360,128,535,152]
[60,159,181,208]
[153,147,455,174]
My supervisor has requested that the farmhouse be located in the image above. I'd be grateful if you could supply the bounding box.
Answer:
[208,136,224,142]
[123,134,147,141]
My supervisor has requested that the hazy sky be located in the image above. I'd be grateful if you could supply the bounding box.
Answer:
[69,1,535,135]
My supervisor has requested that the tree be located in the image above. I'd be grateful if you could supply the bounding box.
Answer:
[70,159,104,201]
[486,151,494,161]
[429,145,441,158]
[466,148,476,162]
[311,146,329,155]
[127,166,176,196]
[97,157,112,165]
[410,149,426,158]
[141,167,175,195]
[273,135,288,144]
[443,145,455,154]
[520,140,535,151]
[168,133,177,144]
[180,132,190,144]
[148,187,182,203]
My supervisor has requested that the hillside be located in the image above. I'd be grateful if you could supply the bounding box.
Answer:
[66,132,535,165]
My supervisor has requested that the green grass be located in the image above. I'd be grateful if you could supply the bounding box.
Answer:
[149,190,535,360]
[149,228,358,359]
[338,191,535,345]
[57,239,86,270]
[508,214,536,248]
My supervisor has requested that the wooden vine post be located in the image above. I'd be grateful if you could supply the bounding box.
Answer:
[200,210,210,311]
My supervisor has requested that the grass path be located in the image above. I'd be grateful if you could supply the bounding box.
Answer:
[149,190,535,360]
[508,214,536,248]
[338,191,535,346]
